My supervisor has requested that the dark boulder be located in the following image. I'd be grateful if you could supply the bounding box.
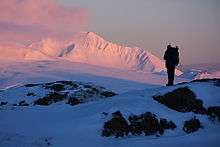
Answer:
[24,84,39,87]
[66,97,81,106]
[153,87,207,114]
[27,92,36,96]
[183,117,202,133]
[0,101,8,106]
[18,100,29,106]
[102,111,129,138]
[129,112,161,136]
[100,91,117,97]
[43,81,79,91]
[160,118,176,130]
[128,113,176,136]
[208,106,220,122]
[102,111,177,138]
[128,114,145,135]
[34,92,67,106]
[44,83,65,91]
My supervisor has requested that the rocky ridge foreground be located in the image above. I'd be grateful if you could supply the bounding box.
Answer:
[0,81,117,107]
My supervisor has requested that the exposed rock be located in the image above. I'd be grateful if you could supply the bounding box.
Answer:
[153,87,207,114]
[192,78,220,87]
[183,117,202,133]
[24,84,39,87]
[43,83,65,91]
[85,88,98,95]
[0,101,8,106]
[159,118,177,130]
[66,97,81,106]
[102,111,177,138]
[43,81,78,91]
[129,112,161,136]
[128,113,176,136]
[18,100,29,106]
[34,92,67,106]
[27,92,36,96]
[128,114,145,135]
[193,78,220,83]
[102,111,129,138]
[216,80,220,87]
[208,106,220,122]
[100,91,117,97]
[2,81,117,107]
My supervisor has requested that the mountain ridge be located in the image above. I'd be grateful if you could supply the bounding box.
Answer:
[0,32,182,75]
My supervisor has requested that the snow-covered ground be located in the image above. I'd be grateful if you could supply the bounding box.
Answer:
[0,77,220,147]
[0,59,187,93]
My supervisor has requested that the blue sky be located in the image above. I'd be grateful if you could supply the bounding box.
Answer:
[58,0,220,65]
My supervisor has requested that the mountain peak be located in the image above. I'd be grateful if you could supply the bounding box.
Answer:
[86,31,99,36]
[0,32,182,75]
[61,32,182,75]
[77,31,104,40]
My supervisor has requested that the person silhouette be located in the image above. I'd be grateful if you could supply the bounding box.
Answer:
[164,44,179,86]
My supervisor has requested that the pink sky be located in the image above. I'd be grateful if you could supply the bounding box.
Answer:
[0,0,219,64]
[0,0,89,43]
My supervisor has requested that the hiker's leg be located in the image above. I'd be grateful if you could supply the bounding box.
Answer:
[167,67,175,86]
[167,67,171,85]
[169,67,175,85]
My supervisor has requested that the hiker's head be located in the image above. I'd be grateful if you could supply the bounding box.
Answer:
[167,44,172,49]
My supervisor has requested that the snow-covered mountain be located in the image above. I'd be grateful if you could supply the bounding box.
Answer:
[0,32,182,75]
[180,63,220,80]
[28,38,67,57]
[0,42,52,60]
[60,32,172,73]
[194,71,220,80]
[183,63,220,73]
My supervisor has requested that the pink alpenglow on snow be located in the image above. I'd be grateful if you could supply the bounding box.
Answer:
[0,0,89,42]
[0,32,182,75]
[195,71,220,80]
[63,32,182,75]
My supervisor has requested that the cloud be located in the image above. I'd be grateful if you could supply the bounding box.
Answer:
[0,0,89,43]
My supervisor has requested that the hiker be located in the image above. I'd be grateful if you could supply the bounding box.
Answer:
[164,44,179,86]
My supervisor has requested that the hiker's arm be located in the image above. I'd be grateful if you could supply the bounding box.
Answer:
[164,51,168,60]
[176,51,180,66]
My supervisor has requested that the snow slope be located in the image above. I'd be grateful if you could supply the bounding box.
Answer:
[0,59,187,92]
[0,79,220,147]
[28,38,67,57]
